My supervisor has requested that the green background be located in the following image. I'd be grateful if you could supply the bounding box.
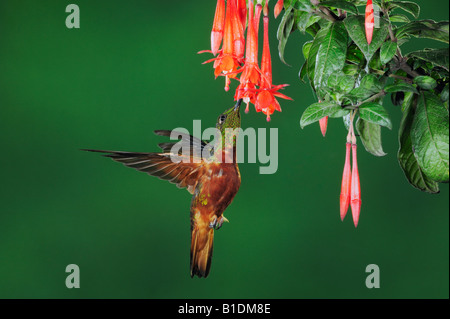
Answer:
[0,0,448,298]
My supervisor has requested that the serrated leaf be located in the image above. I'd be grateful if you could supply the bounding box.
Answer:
[313,21,348,93]
[398,94,440,193]
[344,15,389,63]
[380,41,398,65]
[411,91,449,182]
[408,48,449,72]
[356,118,387,156]
[300,101,349,128]
[414,76,437,90]
[358,102,392,129]
[384,82,418,94]
[320,1,359,15]
[277,7,296,65]
[388,1,420,19]
[396,20,449,44]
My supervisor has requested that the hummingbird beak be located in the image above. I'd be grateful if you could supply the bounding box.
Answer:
[234,99,242,111]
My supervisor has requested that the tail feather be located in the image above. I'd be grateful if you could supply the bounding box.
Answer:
[190,225,214,278]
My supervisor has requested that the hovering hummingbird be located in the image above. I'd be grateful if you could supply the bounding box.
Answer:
[84,100,242,278]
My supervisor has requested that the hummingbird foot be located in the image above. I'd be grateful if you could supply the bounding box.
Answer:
[209,215,229,230]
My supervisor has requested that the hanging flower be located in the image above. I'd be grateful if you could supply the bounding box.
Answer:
[235,0,263,107]
[200,0,241,91]
[274,0,284,19]
[365,0,374,44]
[351,143,361,227]
[253,8,291,121]
[340,143,352,221]
[211,0,225,56]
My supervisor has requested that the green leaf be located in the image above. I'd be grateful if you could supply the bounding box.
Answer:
[408,48,449,72]
[320,1,359,15]
[411,91,450,183]
[346,43,365,65]
[300,101,349,128]
[294,0,312,11]
[296,11,321,33]
[358,102,392,129]
[302,41,313,59]
[313,21,349,94]
[441,83,449,102]
[384,82,418,94]
[356,118,387,156]
[328,72,356,94]
[396,20,449,44]
[398,93,440,193]
[345,74,382,102]
[277,7,296,65]
[344,15,389,63]
[380,41,398,65]
[306,27,329,88]
[343,64,360,75]
[414,76,437,90]
[388,1,420,19]
[299,60,307,82]
[343,113,351,131]
[389,14,410,23]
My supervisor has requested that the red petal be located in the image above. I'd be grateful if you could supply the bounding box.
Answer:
[350,144,361,227]
[365,0,374,44]
[340,143,352,221]
[319,116,328,137]
[211,0,225,55]
[274,0,284,19]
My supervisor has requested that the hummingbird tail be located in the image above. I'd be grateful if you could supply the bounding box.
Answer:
[190,223,214,278]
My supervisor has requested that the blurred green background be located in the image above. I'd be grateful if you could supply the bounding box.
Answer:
[0,0,448,299]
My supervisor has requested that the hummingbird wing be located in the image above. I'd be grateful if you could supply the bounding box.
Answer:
[84,130,211,194]
[154,130,209,155]
[85,150,204,194]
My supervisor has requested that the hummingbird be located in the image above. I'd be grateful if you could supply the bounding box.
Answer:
[84,100,242,278]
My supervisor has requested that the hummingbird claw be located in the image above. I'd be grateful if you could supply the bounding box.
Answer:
[209,215,228,230]
[209,216,218,229]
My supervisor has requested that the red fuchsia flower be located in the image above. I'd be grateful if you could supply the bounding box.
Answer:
[365,0,374,44]
[351,143,361,227]
[231,0,245,62]
[254,3,263,33]
[235,0,263,110]
[274,0,284,19]
[211,0,225,56]
[317,100,329,137]
[200,0,241,91]
[340,142,352,221]
[236,0,247,31]
[319,116,329,137]
[253,7,291,122]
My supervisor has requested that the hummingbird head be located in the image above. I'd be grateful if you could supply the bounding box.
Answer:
[216,99,242,133]
[214,99,242,153]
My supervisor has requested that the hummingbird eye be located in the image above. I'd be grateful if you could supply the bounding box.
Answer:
[219,114,227,124]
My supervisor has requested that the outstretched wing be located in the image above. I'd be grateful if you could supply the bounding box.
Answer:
[84,130,211,194]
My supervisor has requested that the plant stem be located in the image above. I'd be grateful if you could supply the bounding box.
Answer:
[358,90,387,106]
[381,5,421,78]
